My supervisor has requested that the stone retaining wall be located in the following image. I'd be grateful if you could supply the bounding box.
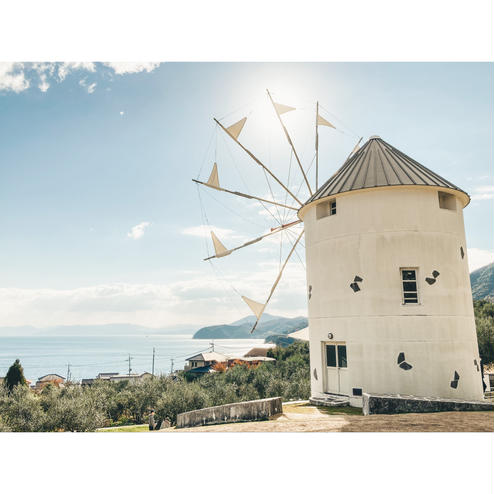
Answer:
[363,393,494,415]
[176,397,282,429]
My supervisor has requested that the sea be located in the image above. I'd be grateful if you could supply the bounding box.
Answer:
[0,335,268,383]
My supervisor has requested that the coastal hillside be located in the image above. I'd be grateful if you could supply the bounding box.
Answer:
[471,263,494,301]
[193,314,308,339]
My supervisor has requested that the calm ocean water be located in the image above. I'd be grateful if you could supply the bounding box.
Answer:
[0,335,267,383]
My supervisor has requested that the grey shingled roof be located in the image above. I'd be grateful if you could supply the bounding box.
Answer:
[307,136,467,204]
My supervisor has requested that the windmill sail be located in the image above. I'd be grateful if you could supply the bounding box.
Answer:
[206,162,220,188]
[242,296,266,319]
[274,102,296,115]
[226,117,247,140]
[317,114,336,128]
[210,231,231,258]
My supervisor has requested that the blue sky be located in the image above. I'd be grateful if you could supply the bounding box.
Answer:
[0,62,492,329]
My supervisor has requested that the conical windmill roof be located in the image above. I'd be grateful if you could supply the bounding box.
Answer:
[306,136,469,205]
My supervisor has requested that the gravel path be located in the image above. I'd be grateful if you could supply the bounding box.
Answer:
[161,402,494,432]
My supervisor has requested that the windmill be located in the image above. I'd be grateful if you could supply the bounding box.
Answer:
[193,89,356,333]
[193,90,485,406]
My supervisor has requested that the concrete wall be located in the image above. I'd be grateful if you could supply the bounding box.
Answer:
[300,185,484,403]
[176,397,282,429]
[362,393,494,415]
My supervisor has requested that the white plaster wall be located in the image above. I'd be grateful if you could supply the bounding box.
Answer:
[300,186,484,402]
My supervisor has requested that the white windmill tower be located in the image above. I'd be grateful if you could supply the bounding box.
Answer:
[194,91,484,407]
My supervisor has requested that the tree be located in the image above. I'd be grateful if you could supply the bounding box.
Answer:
[4,359,27,392]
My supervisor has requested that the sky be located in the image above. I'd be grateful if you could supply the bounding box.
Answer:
[0,62,492,329]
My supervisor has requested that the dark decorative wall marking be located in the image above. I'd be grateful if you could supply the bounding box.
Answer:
[313,368,318,380]
[474,359,480,372]
[397,352,413,370]
[450,370,460,389]
[350,275,363,292]
[460,246,465,259]
[425,270,440,285]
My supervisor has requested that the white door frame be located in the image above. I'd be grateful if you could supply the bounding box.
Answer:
[322,341,348,395]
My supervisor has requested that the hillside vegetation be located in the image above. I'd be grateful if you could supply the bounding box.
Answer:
[193,314,307,339]
[471,263,494,301]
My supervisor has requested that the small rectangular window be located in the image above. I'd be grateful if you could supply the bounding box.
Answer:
[438,191,456,211]
[326,345,337,367]
[401,268,419,304]
[316,199,337,219]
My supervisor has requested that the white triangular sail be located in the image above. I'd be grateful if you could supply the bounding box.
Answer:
[206,162,220,189]
[317,114,336,128]
[210,231,230,258]
[241,296,266,319]
[274,102,296,115]
[226,117,247,140]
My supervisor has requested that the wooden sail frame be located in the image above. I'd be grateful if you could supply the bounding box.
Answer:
[266,89,313,196]
[203,220,302,261]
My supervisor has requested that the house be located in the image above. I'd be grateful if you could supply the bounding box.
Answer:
[184,352,228,371]
[82,372,152,385]
[243,346,275,358]
[35,374,66,389]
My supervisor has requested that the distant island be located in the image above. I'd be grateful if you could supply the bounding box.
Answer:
[192,313,308,339]
[470,262,494,301]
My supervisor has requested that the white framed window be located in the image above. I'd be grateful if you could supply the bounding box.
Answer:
[400,268,419,304]
[316,199,337,219]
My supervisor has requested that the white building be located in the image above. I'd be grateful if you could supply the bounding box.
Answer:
[298,136,484,406]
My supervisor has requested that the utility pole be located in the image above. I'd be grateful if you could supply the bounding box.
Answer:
[170,358,174,374]
[127,354,132,376]
[210,341,215,352]
[66,363,71,382]
[152,347,155,378]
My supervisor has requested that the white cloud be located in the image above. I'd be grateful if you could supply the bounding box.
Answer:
[0,261,307,329]
[0,63,29,92]
[119,111,125,116]
[38,74,50,92]
[471,185,494,201]
[127,221,151,240]
[467,248,494,272]
[102,62,160,75]
[0,62,160,94]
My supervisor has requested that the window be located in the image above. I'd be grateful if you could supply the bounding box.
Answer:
[337,345,347,368]
[438,191,456,211]
[316,199,337,219]
[401,268,418,304]
[326,344,347,368]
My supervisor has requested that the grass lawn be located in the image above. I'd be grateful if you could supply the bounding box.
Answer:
[96,424,149,432]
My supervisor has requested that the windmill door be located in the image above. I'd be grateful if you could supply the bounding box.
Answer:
[324,343,348,395]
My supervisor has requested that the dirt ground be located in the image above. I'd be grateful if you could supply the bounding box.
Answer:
[161,402,494,432]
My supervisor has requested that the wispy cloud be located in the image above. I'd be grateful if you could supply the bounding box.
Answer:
[0,62,161,94]
[127,221,151,240]
[471,185,494,201]
[102,62,160,75]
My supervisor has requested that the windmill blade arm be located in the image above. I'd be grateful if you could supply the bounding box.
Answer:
[266,89,313,196]
[192,179,298,211]
[250,229,304,333]
[203,220,302,261]
[214,117,303,207]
